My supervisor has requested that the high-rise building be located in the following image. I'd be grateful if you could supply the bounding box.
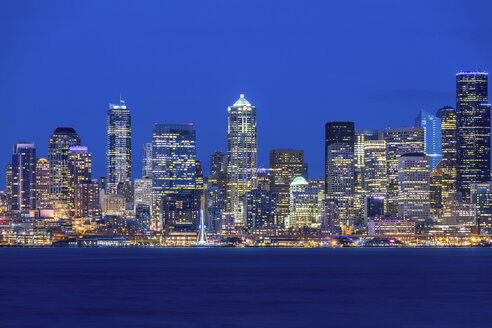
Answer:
[415,109,442,171]
[456,72,490,200]
[152,124,196,229]
[68,146,92,217]
[49,127,81,217]
[134,178,152,209]
[325,122,355,221]
[436,106,458,211]
[204,187,225,233]
[226,94,257,224]
[161,189,201,232]
[397,153,430,223]
[321,198,339,233]
[11,143,37,213]
[208,151,227,190]
[385,127,425,216]
[287,177,319,228]
[35,158,50,210]
[364,140,387,195]
[244,189,279,228]
[5,164,12,211]
[75,182,101,218]
[430,161,443,220]
[142,142,152,178]
[269,149,304,223]
[355,129,379,193]
[471,182,492,234]
[195,160,204,191]
[106,99,132,196]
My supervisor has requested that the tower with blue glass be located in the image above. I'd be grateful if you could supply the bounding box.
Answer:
[415,109,442,171]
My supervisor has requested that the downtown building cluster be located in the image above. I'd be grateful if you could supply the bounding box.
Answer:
[1,72,492,247]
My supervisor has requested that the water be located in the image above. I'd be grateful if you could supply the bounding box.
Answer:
[1,248,492,327]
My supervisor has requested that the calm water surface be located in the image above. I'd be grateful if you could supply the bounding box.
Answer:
[1,248,491,328]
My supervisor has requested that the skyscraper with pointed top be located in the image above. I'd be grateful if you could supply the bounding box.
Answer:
[226,94,257,225]
[106,98,132,203]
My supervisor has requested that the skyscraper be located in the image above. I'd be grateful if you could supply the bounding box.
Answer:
[269,149,304,224]
[152,124,196,229]
[68,146,92,216]
[354,129,379,193]
[397,153,430,223]
[35,158,50,210]
[208,151,227,190]
[287,177,318,228]
[49,127,81,217]
[385,127,425,216]
[325,122,355,220]
[142,142,152,178]
[5,164,12,211]
[106,99,132,195]
[226,94,257,225]
[75,182,101,218]
[436,106,458,210]
[415,109,442,171]
[363,139,387,195]
[11,143,37,213]
[244,189,279,228]
[456,71,490,200]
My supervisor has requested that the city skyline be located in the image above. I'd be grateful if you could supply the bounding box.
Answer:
[2,1,491,187]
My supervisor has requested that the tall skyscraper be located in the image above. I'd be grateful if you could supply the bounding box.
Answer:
[152,124,196,229]
[106,99,132,195]
[355,129,379,193]
[68,146,92,216]
[35,158,51,210]
[142,142,152,178]
[49,127,81,217]
[11,143,37,213]
[287,177,318,228]
[397,153,430,223]
[226,94,257,225]
[436,106,458,210]
[134,178,153,209]
[385,127,425,216]
[415,109,442,171]
[456,71,490,200]
[325,122,355,220]
[269,149,304,223]
[363,139,387,195]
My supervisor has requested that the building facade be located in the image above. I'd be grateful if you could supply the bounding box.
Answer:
[11,143,37,213]
[35,158,51,210]
[415,109,442,171]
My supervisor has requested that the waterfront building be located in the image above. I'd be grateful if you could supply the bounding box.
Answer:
[204,187,225,233]
[368,216,416,236]
[385,127,425,216]
[321,198,339,233]
[152,124,196,229]
[365,195,385,220]
[471,182,492,234]
[415,109,442,171]
[106,99,132,199]
[35,158,51,209]
[397,153,430,223]
[49,127,81,217]
[269,149,304,223]
[161,189,201,232]
[11,143,37,213]
[244,189,279,228]
[436,106,458,214]
[443,192,476,225]
[142,142,152,178]
[456,72,490,200]
[226,94,257,224]
[287,177,319,228]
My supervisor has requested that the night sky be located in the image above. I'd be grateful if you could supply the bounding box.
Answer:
[0,0,490,187]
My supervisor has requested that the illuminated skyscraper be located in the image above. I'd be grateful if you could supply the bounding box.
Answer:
[161,189,201,232]
[385,127,425,216]
[269,149,304,223]
[134,178,152,209]
[75,182,100,218]
[11,143,37,213]
[226,94,257,224]
[152,124,196,229]
[430,161,443,220]
[436,106,458,210]
[244,189,279,228]
[68,146,92,216]
[5,164,12,211]
[208,151,227,189]
[355,129,379,193]
[106,99,132,196]
[49,127,81,217]
[397,153,430,223]
[142,142,153,178]
[471,182,492,234]
[415,109,442,171]
[363,140,387,195]
[287,177,318,228]
[456,72,490,200]
[325,122,355,220]
[35,158,50,209]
